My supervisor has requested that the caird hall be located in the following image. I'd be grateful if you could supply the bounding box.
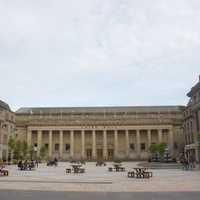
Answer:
[11,106,184,160]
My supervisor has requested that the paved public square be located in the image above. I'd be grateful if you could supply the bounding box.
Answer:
[1,161,200,199]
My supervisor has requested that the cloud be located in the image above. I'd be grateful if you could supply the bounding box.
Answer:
[0,0,200,111]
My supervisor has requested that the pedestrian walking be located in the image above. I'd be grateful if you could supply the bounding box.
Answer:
[35,158,38,167]
[189,155,195,171]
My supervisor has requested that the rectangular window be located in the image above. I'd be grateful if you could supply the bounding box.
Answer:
[141,143,145,150]
[129,143,134,150]
[194,95,197,103]
[45,143,49,150]
[34,143,37,147]
[191,132,194,143]
[65,144,70,150]
[188,134,190,143]
[55,143,59,150]
[185,135,187,144]
[173,142,178,149]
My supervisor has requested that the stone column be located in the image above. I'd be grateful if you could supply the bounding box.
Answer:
[114,130,118,158]
[92,130,96,158]
[81,130,85,159]
[136,129,140,157]
[48,130,52,157]
[37,130,42,156]
[158,129,163,143]
[125,130,129,158]
[59,130,63,158]
[147,129,151,149]
[70,130,74,158]
[103,130,107,159]
[27,129,32,147]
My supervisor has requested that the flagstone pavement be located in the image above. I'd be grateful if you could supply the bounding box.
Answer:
[1,162,200,192]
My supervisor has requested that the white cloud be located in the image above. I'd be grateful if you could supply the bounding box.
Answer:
[0,0,200,111]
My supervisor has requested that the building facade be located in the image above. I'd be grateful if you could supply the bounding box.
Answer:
[15,106,184,161]
[182,76,200,162]
[0,100,16,160]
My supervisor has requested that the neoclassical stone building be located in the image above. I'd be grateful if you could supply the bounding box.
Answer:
[0,100,16,159]
[15,106,184,161]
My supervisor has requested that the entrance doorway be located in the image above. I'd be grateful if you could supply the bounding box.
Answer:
[86,149,92,159]
[108,149,114,159]
[97,149,103,159]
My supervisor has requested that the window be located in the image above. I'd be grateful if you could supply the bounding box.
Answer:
[65,144,70,150]
[188,134,190,143]
[191,132,194,143]
[140,143,145,150]
[194,95,197,103]
[129,143,134,150]
[5,113,9,120]
[55,143,59,150]
[185,135,187,144]
[174,142,178,149]
[34,143,37,147]
[45,143,49,150]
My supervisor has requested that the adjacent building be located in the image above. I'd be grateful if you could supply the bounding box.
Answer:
[14,106,184,161]
[0,100,16,160]
[182,76,200,162]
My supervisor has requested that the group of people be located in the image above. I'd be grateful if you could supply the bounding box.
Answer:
[181,155,195,171]
[18,158,38,170]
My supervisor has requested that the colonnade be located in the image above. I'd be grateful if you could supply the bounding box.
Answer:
[27,127,174,160]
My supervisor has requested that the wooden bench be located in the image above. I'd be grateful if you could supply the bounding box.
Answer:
[96,161,106,166]
[145,171,153,177]
[116,167,125,171]
[108,167,114,171]
[135,172,150,178]
[78,168,85,173]
[127,172,135,178]
[66,168,71,173]
[0,169,9,176]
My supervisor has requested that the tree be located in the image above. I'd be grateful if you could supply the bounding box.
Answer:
[21,140,29,159]
[13,140,22,159]
[39,145,47,160]
[149,144,157,155]
[149,142,168,157]
[29,145,35,159]
[157,142,167,157]
[8,138,15,154]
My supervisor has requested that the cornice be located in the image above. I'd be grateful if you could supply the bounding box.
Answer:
[15,118,178,127]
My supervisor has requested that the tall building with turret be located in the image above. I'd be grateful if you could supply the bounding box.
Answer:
[182,76,200,162]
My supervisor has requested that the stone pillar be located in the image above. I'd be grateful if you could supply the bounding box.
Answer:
[136,129,140,157]
[103,130,107,159]
[158,129,163,143]
[114,130,118,158]
[48,130,52,157]
[147,129,151,149]
[37,130,42,156]
[59,130,63,158]
[81,130,85,158]
[27,129,32,147]
[125,130,129,158]
[70,130,74,159]
[92,130,96,158]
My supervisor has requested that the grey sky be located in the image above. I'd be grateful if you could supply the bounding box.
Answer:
[0,0,200,112]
